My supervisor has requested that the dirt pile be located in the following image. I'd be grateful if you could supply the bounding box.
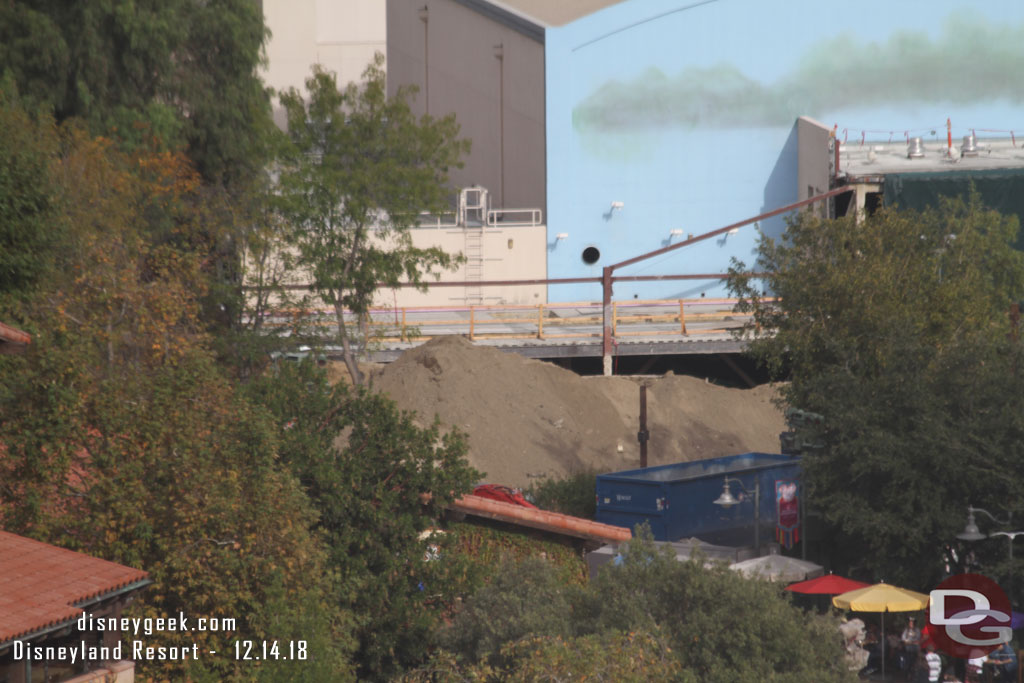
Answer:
[370,336,786,488]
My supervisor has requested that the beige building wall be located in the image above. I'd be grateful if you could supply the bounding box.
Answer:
[377,224,548,308]
[387,0,547,215]
[246,223,547,313]
[262,0,386,128]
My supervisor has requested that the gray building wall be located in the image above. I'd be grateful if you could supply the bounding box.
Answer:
[387,0,547,216]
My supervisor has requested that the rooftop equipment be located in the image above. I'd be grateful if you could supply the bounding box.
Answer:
[907,137,925,158]
[961,133,979,157]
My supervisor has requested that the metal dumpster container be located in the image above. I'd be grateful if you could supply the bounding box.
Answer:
[596,452,801,546]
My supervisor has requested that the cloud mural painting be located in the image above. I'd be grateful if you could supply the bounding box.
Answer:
[573,14,1024,131]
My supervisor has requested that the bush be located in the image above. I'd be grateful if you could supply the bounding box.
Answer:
[440,556,582,667]
[586,529,856,683]
[433,527,854,683]
[526,469,598,519]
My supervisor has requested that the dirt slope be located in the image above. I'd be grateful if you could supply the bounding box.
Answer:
[369,336,786,488]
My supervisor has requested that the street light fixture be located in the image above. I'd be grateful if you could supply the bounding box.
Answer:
[713,476,760,552]
[957,506,1012,541]
[957,505,1020,607]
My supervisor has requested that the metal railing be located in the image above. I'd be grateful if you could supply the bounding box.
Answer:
[486,208,543,227]
[416,211,460,228]
[264,298,771,344]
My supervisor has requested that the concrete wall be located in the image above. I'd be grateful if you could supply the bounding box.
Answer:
[387,0,547,214]
[545,0,1024,301]
[263,0,386,128]
[372,223,548,308]
[247,223,547,311]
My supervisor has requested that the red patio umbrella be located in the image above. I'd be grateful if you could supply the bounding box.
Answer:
[785,573,871,595]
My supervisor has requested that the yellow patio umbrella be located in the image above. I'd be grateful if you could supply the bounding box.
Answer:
[832,583,930,678]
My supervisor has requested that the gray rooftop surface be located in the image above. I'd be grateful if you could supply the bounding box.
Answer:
[841,137,1024,179]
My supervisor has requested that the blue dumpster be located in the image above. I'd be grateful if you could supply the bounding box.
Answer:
[595,453,801,546]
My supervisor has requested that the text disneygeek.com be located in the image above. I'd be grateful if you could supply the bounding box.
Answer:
[10,611,307,663]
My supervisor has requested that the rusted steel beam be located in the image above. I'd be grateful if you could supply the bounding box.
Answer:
[609,186,853,271]
[638,384,649,468]
[601,266,613,376]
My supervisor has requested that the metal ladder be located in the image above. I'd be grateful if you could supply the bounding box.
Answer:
[464,226,483,304]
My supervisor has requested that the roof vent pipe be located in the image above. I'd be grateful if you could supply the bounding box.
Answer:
[961,133,978,157]
[907,137,925,158]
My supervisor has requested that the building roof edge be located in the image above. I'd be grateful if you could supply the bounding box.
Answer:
[450,0,545,43]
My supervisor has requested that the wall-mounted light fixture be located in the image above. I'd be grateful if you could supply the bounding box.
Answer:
[713,476,761,550]
[727,227,740,235]
[669,229,684,237]
[610,201,624,211]
[555,233,569,241]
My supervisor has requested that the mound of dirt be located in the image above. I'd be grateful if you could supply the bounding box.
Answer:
[370,336,786,488]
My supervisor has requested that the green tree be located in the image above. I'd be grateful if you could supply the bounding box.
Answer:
[586,531,853,682]
[0,1,277,350]
[406,630,687,682]
[432,529,851,682]
[1,0,273,185]
[275,56,470,385]
[0,121,354,680]
[440,556,581,667]
[728,197,1024,586]
[244,360,480,679]
[0,86,63,296]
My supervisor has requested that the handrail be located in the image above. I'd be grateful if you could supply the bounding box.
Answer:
[259,297,774,344]
[416,211,459,229]
[486,208,543,227]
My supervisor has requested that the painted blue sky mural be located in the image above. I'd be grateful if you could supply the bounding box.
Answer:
[573,13,1024,132]
[543,1,1024,301]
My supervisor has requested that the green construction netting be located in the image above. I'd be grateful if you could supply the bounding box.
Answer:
[883,168,1024,250]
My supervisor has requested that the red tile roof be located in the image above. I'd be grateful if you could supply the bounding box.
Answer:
[0,531,149,643]
[449,494,632,544]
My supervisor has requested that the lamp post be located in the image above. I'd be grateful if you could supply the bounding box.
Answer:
[957,505,1021,607]
[713,476,760,552]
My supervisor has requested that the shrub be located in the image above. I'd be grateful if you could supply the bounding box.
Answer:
[526,468,598,519]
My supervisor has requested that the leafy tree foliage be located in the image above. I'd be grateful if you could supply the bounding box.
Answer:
[275,56,470,385]
[585,532,852,682]
[406,630,687,682]
[244,360,480,679]
[729,197,1024,586]
[0,88,63,295]
[440,556,579,666]
[432,529,851,682]
[0,1,277,351]
[0,0,273,184]
[0,114,353,680]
